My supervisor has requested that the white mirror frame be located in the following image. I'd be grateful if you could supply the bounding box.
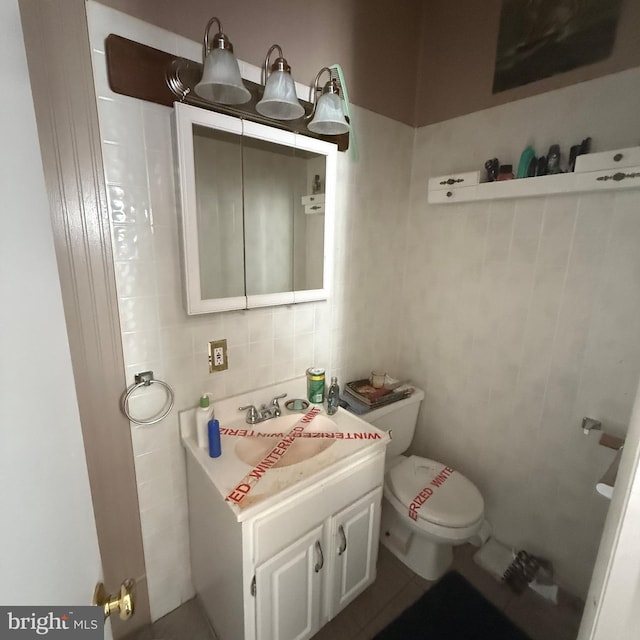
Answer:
[173,102,337,314]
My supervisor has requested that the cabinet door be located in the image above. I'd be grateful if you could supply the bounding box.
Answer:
[174,103,336,315]
[255,524,325,640]
[329,487,383,618]
[174,103,247,313]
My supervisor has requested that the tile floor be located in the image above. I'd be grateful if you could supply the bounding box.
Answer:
[124,598,215,640]
[131,544,583,640]
[313,544,584,640]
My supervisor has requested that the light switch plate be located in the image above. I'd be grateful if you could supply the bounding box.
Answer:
[208,339,228,373]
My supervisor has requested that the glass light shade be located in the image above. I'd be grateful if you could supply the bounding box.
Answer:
[256,70,304,120]
[195,48,251,105]
[308,92,349,135]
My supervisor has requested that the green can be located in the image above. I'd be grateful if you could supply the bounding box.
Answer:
[306,367,325,404]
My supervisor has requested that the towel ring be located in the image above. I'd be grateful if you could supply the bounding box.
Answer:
[121,371,175,425]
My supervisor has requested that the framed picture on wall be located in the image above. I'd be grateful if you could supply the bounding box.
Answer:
[493,0,623,93]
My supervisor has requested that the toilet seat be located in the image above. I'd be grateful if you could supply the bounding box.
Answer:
[386,455,484,529]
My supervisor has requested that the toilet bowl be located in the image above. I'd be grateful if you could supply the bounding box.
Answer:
[381,454,484,580]
[356,388,488,581]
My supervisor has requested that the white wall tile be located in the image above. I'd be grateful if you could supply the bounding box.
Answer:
[115,260,157,298]
[405,68,640,598]
[294,303,315,335]
[121,329,162,366]
[223,310,250,347]
[248,340,274,368]
[111,224,154,262]
[248,309,274,344]
[97,97,143,145]
[272,306,295,341]
[107,183,150,225]
[130,421,172,458]
[160,327,193,360]
[90,51,110,95]
[146,146,177,229]
[142,103,173,153]
[118,296,158,333]
[134,447,173,485]
[102,142,147,188]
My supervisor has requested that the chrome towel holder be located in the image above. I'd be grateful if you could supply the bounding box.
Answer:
[121,370,175,425]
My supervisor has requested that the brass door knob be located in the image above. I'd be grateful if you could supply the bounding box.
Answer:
[93,578,135,621]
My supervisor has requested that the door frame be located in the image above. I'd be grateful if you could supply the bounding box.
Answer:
[18,0,150,636]
[577,377,640,639]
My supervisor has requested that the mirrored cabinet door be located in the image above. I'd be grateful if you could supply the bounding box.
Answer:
[193,123,245,301]
[242,123,297,307]
[174,103,336,315]
[292,132,336,306]
[175,105,247,313]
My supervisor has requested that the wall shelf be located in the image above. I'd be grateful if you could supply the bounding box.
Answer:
[428,166,640,204]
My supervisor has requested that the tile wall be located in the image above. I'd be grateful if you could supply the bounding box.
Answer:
[402,67,640,597]
[87,2,413,619]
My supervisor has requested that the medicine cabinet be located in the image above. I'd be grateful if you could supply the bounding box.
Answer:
[174,102,337,314]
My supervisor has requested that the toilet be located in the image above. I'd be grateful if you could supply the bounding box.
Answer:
[359,388,488,581]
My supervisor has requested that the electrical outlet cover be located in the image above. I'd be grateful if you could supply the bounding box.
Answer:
[208,339,228,372]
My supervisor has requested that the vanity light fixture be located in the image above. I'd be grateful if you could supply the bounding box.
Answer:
[194,17,251,105]
[307,67,350,135]
[255,44,305,120]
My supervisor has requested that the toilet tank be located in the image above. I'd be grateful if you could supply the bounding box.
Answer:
[358,388,424,458]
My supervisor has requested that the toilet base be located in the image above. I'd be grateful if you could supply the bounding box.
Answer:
[379,499,454,581]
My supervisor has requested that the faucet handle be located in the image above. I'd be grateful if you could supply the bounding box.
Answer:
[239,404,259,424]
[270,393,287,416]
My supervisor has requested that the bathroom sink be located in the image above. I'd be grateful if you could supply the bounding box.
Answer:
[178,376,390,518]
[234,413,337,468]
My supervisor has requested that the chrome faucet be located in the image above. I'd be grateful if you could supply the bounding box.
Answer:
[239,404,260,424]
[239,393,287,424]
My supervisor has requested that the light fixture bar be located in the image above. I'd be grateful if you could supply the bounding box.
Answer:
[104,34,350,148]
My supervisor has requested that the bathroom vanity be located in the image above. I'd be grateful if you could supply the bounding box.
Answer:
[179,378,389,640]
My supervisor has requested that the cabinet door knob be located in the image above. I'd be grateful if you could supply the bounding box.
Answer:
[337,525,347,556]
[314,541,324,573]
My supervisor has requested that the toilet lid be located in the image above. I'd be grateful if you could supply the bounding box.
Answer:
[387,455,483,528]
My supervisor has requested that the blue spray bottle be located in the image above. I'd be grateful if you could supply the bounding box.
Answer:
[208,418,221,458]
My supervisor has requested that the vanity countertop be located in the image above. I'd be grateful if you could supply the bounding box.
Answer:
[179,377,389,522]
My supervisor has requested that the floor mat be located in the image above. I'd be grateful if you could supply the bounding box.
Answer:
[374,571,531,639]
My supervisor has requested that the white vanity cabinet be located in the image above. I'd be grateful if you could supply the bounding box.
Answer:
[254,486,382,640]
[183,410,386,640]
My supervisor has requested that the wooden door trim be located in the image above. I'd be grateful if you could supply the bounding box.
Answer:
[18,1,150,636]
